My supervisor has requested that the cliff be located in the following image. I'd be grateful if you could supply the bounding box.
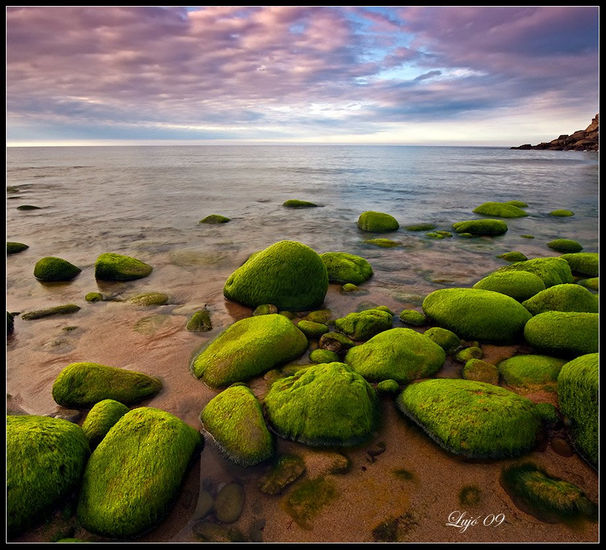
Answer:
[511,114,598,151]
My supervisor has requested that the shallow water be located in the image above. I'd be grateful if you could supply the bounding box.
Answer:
[6,145,599,542]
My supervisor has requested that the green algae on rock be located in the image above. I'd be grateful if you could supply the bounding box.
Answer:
[201,384,273,466]
[399,309,426,326]
[549,209,574,217]
[296,319,329,339]
[521,284,598,315]
[21,304,81,320]
[199,214,230,224]
[7,415,90,536]
[404,223,436,231]
[577,277,598,291]
[264,362,378,447]
[85,292,104,303]
[33,256,81,282]
[452,219,508,236]
[7,241,29,254]
[17,204,41,210]
[559,252,598,277]
[77,407,202,538]
[423,326,461,354]
[455,346,483,363]
[497,251,528,262]
[258,454,306,495]
[473,201,528,218]
[128,292,169,306]
[497,354,566,390]
[557,353,598,466]
[357,211,399,232]
[505,200,529,208]
[81,399,130,449]
[94,252,153,281]
[52,362,162,408]
[224,240,328,311]
[320,251,373,284]
[334,308,393,341]
[472,270,546,302]
[524,312,598,357]
[309,348,340,363]
[282,199,318,208]
[364,238,401,247]
[396,379,540,459]
[547,239,583,253]
[253,304,279,316]
[377,379,400,393]
[345,328,445,383]
[186,308,212,332]
[191,314,308,388]
[422,288,532,343]
[285,476,338,530]
[341,283,359,292]
[462,359,499,385]
[318,331,355,354]
[494,256,573,288]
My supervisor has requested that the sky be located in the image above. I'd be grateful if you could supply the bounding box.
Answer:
[5,5,600,147]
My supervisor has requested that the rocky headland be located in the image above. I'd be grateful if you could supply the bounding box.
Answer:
[512,114,598,151]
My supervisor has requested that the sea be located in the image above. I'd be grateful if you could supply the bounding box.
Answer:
[5,145,599,543]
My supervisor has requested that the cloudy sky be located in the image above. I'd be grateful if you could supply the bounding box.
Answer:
[6,6,599,146]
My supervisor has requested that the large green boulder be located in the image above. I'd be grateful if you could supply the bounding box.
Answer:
[473,201,527,218]
[422,288,532,343]
[495,257,573,287]
[497,354,566,389]
[320,252,373,285]
[77,407,202,538]
[52,362,162,408]
[33,256,81,282]
[81,399,130,449]
[264,362,378,447]
[559,252,598,277]
[473,270,545,301]
[557,353,598,466]
[345,328,445,383]
[191,314,308,388]
[396,379,540,459]
[524,312,598,357]
[357,211,399,232]
[334,308,393,341]
[95,253,153,281]
[452,219,508,236]
[521,284,598,315]
[223,241,328,311]
[200,384,273,466]
[7,415,90,536]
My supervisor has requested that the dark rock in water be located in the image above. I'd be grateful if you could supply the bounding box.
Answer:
[17,204,41,210]
[7,311,14,336]
[283,199,318,208]
[199,214,230,224]
[85,292,104,303]
[284,477,338,530]
[7,242,29,254]
[128,292,169,306]
[511,114,598,151]
[187,308,213,332]
[214,482,245,523]
[258,454,306,495]
[21,304,80,320]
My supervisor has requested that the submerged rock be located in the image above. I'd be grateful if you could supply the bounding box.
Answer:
[524,312,598,357]
[472,270,545,301]
[364,238,401,247]
[214,482,245,523]
[452,219,508,236]
[473,201,528,218]
[404,223,436,231]
[186,308,213,332]
[549,209,574,217]
[357,211,399,232]
[200,214,230,224]
[81,399,130,449]
[521,284,598,314]
[33,256,81,282]
[258,454,306,495]
[95,253,152,281]
[320,251,373,284]
[335,308,393,341]
[284,477,338,530]
[21,304,80,320]
[128,292,169,306]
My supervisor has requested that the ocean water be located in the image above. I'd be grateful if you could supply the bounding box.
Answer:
[5,145,599,543]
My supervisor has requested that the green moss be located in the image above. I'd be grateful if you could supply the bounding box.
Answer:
[377,379,400,393]
[264,362,378,447]
[7,241,29,254]
[128,292,169,306]
[77,407,202,538]
[224,241,329,311]
[186,308,212,332]
[497,355,566,389]
[473,201,528,218]
[52,362,162,408]
[357,211,399,232]
[577,277,598,291]
[559,252,598,277]
[534,403,559,424]
[521,284,598,315]
[296,319,329,339]
[22,304,81,320]
[17,204,41,210]
[524,312,598,357]
[199,214,230,224]
[549,209,574,217]
[318,331,355,353]
[364,238,401,247]
[253,304,279,316]
[33,257,81,282]
[459,486,482,506]
[201,384,273,466]
[335,308,393,340]
[404,223,436,231]
[396,379,540,459]
[345,328,445,383]
[283,199,318,208]
[497,251,528,262]
[285,477,338,530]
[521,234,535,239]
[494,257,573,287]
[455,346,483,363]
[399,309,426,326]
[304,309,332,324]
[81,399,130,449]
[557,353,598,466]
[85,292,103,303]
[452,219,508,236]
[7,415,90,536]
[192,314,308,387]
[462,359,499,385]
[320,251,373,284]
[473,270,545,301]
[423,327,461,354]
[258,454,306,495]
[505,200,528,208]
[342,283,359,292]
[309,349,340,363]
[422,288,532,343]
[94,253,152,281]
[425,232,445,239]
[547,239,583,253]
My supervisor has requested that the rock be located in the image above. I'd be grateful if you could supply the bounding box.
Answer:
[521,284,598,315]
[52,362,162,408]
[423,326,461,354]
[320,251,373,284]
[284,477,338,530]
[472,270,546,301]
[455,346,483,363]
[77,407,202,538]
[200,384,273,466]
[511,114,598,151]
[191,314,308,388]
[404,223,436,231]
[497,251,528,262]
[534,403,559,425]
[7,241,28,254]
[559,252,599,277]
[345,328,445,383]
[399,309,426,326]
[224,241,328,311]
[364,238,401,247]
[451,219,508,236]
[33,257,81,282]
[357,211,399,232]
[473,202,527,218]
[547,239,583,253]
[494,257,573,287]
[193,520,245,542]
[550,437,574,457]
[263,362,378,446]
[335,308,393,341]
[7,311,14,335]
[17,204,41,210]
[282,199,318,208]
[462,359,499,385]
[94,252,152,281]
[85,292,104,303]
[193,489,214,520]
[396,379,540,458]
[128,292,169,306]
[422,288,532,343]
[21,304,80,320]
[7,415,89,536]
[253,304,279,316]
[186,308,212,332]
[497,354,566,390]
[214,482,245,524]
[557,353,598,466]
[577,277,598,291]
[341,283,359,292]
[505,200,529,207]
[318,331,355,353]
[376,379,400,393]
[309,349,339,363]
[200,214,230,224]
[304,309,332,324]
[258,454,306,495]
[524,312,598,357]
[296,320,329,339]
[81,399,130,449]
[549,209,574,217]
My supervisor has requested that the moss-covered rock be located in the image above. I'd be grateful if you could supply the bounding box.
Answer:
[557,353,598,466]
[455,346,483,363]
[472,270,546,301]
[423,326,461,354]
[334,308,393,341]
[85,292,104,303]
[399,309,426,326]
[473,202,528,218]
[342,283,359,292]
[7,415,89,536]
[524,312,598,357]
[128,292,169,306]
[577,277,598,291]
[521,284,598,315]
[497,251,528,262]
[345,328,445,383]
[376,379,400,393]
[77,407,202,538]
[534,403,559,425]
[186,308,212,332]
[549,209,574,217]
[200,214,230,224]
[547,239,583,253]
[200,384,273,466]
[396,379,540,459]
[505,200,528,208]
[309,349,339,363]
[296,320,329,339]
[81,399,130,449]
[253,304,279,316]
[7,241,28,254]
[21,304,81,320]
[452,219,508,236]
[258,454,306,495]
[52,362,162,408]
[33,257,81,282]
[320,251,373,285]
[17,204,41,210]
[95,253,152,281]
[462,359,499,385]
[494,257,573,288]
[191,314,308,388]
[404,223,436,231]
[497,355,566,389]
[422,288,532,343]
[559,252,598,277]
[521,234,534,239]
[283,199,318,208]
[364,238,401,247]
[304,309,332,324]
[264,362,378,447]
[224,241,328,311]
[357,211,399,233]
[318,331,355,354]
